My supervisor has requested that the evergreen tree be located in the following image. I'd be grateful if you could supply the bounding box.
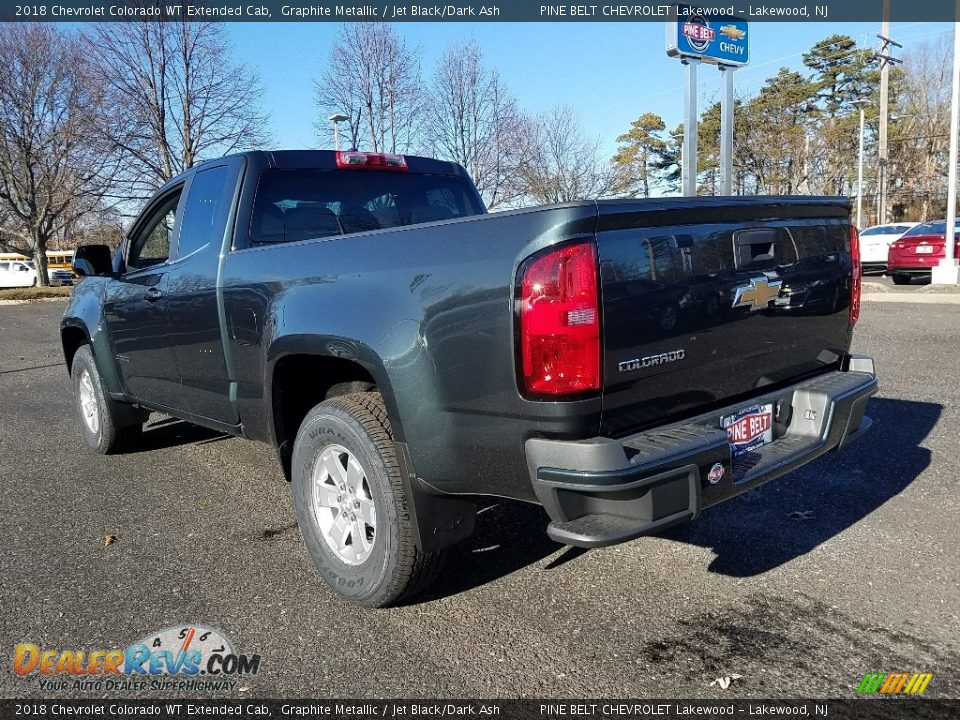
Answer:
[611,113,667,197]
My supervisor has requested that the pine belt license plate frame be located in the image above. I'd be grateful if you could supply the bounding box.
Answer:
[721,403,774,457]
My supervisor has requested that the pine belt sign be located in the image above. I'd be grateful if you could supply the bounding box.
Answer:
[666,4,749,67]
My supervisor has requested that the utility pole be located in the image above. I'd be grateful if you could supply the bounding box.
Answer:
[876,0,901,224]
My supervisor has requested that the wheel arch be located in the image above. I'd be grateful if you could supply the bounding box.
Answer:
[61,322,90,374]
[266,340,405,457]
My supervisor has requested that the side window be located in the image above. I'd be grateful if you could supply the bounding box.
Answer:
[0,263,8,271]
[177,166,232,259]
[128,191,181,270]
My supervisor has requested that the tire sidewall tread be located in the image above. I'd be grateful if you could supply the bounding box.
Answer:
[71,345,140,455]
[291,392,434,607]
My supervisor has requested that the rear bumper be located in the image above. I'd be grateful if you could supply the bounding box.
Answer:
[525,356,878,548]
[887,266,934,276]
[860,247,890,265]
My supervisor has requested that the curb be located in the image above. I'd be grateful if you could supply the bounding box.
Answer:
[0,297,70,306]
[862,293,960,304]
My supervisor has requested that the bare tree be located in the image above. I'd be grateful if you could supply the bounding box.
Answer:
[515,106,616,205]
[315,23,423,153]
[888,38,951,221]
[86,21,268,199]
[0,24,118,285]
[426,40,524,209]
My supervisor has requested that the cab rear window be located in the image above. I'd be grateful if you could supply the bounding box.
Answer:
[249,169,484,245]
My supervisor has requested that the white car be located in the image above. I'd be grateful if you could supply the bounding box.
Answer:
[0,260,37,288]
[858,223,918,272]
[0,260,74,288]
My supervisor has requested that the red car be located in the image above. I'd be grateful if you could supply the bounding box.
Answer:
[887,220,960,285]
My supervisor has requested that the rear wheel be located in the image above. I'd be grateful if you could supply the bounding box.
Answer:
[891,274,912,286]
[291,392,441,607]
[71,345,142,454]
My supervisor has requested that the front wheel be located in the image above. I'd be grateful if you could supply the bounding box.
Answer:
[71,345,143,454]
[291,392,441,607]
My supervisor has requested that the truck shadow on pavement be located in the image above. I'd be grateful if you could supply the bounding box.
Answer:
[418,397,940,601]
[416,500,560,603]
[132,416,231,452]
[662,396,941,576]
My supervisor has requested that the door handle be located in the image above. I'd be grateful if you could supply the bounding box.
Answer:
[144,288,164,303]
[733,228,779,269]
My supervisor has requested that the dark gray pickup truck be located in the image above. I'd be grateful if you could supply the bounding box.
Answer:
[62,150,877,606]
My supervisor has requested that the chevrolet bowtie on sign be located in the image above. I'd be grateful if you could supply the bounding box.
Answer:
[732,277,783,311]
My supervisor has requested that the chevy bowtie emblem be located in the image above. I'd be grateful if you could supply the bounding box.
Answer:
[719,25,746,41]
[732,277,782,311]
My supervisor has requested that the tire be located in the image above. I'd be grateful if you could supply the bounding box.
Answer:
[291,392,441,607]
[891,274,912,286]
[71,345,142,454]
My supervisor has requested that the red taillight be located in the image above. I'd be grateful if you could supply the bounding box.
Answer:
[519,242,601,397]
[849,225,861,326]
[335,151,407,171]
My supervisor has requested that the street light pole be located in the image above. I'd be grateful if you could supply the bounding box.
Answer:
[328,113,350,151]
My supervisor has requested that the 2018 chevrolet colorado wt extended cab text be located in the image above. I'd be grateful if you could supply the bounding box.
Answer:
[62,150,877,606]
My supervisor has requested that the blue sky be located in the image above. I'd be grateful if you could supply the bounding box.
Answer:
[152,21,954,156]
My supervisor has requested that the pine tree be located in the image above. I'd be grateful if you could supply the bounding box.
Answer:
[611,113,668,197]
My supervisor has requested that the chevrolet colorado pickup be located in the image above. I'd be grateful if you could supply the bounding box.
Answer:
[62,150,877,606]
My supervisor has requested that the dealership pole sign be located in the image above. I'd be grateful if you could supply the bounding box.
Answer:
[666,4,749,197]
[666,4,750,65]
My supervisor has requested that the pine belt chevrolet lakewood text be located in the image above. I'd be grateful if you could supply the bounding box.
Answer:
[62,151,877,606]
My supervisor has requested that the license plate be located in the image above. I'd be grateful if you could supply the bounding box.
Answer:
[916,245,934,254]
[721,403,774,457]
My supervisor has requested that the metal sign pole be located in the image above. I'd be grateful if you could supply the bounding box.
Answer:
[933,17,960,284]
[719,66,734,195]
[667,4,747,197]
[683,58,700,197]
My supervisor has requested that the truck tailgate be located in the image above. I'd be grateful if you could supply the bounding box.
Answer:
[596,197,854,437]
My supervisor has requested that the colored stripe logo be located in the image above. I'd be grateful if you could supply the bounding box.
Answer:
[857,672,933,695]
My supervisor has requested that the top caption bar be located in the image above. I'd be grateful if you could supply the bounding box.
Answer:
[0,0,957,22]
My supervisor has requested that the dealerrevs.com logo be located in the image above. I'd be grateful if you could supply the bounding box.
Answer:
[857,672,934,696]
[13,625,261,693]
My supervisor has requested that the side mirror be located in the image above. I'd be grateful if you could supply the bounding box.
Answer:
[72,244,113,277]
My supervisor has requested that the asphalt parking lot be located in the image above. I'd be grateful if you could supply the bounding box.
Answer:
[1,299,958,700]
